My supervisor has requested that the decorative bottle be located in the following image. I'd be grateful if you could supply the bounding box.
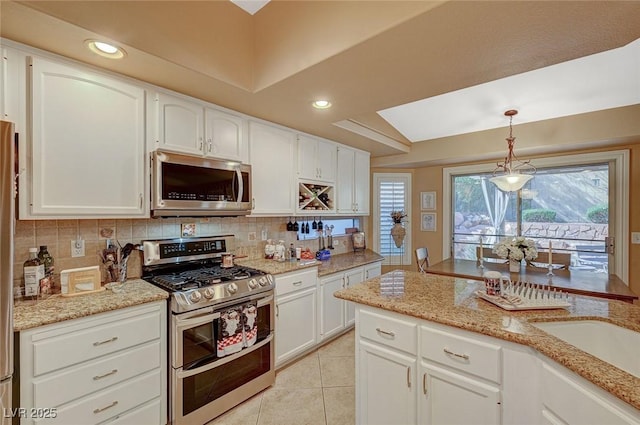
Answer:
[38,245,54,294]
[23,248,44,299]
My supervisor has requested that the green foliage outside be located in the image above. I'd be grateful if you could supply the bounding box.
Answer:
[522,209,556,222]
[587,204,608,223]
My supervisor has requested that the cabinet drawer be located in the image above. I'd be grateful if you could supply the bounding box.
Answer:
[33,341,161,408]
[101,398,161,425]
[34,369,161,425]
[358,308,417,355]
[420,324,501,384]
[31,308,161,376]
[275,268,317,296]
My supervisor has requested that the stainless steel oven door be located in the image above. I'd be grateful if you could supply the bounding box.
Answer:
[171,293,273,369]
[170,293,274,425]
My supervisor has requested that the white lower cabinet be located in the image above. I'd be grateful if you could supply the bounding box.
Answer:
[356,305,640,425]
[419,362,500,425]
[359,340,417,425]
[19,301,167,425]
[274,268,318,367]
[540,358,640,425]
[319,261,381,342]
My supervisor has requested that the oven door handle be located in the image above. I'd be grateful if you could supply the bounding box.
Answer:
[175,310,221,331]
[177,332,274,379]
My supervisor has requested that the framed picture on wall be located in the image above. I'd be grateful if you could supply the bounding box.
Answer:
[421,213,436,232]
[421,191,436,210]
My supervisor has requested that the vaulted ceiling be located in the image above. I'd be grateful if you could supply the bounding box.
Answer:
[2,1,640,165]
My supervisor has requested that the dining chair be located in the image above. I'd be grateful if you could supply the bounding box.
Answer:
[415,247,430,273]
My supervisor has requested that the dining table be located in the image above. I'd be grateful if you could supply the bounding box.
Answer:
[425,258,638,303]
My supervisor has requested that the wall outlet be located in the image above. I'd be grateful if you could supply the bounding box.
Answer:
[632,232,640,244]
[71,239,85,257]
[261,229,268,241]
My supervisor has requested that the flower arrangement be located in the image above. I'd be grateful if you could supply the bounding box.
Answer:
[493,236,538,262]
[390,210,407,224]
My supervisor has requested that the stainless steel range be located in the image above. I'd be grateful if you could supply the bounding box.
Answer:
[142,235,275,425]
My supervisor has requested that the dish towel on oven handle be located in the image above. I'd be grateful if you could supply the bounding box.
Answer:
[217,306,244,357]
[242,301,258,348]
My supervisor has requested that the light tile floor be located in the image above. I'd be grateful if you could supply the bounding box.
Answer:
[208,329,356,425]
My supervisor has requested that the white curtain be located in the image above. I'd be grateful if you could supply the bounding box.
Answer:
[481,179,509,245]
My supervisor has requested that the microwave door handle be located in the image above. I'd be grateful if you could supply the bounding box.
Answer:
[235,167,243,204]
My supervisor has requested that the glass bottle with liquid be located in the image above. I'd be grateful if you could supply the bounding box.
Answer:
[38,245,54,295]
[24,248,44,299]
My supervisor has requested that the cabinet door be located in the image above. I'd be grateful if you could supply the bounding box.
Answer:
[344,268,363,327]
[155,92,204,155]
[248,121,296,215]
[336,147,356,213]
[205,108,247,162]
[319,274,345,341]
[275,287,317,367]
[316,138,336,183]
[419,361,501,425]
[358,340,416,425]
[30,57,146,217]
[353,150,370,214]
[363,262,382,280]
[297,134,319,180]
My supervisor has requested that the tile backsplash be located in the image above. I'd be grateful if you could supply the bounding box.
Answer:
[13,216,363,293]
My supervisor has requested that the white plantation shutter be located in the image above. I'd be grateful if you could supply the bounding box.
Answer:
[373,173,411,265]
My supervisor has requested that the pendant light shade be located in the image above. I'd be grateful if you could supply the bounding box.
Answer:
[490,110,535,192]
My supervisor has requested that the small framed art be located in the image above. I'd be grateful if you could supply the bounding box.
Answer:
[421,213,436,232]
[421,191,436,210]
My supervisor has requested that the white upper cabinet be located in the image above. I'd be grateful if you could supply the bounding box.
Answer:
[248,121,296,215]
[153,92,248,163]
[205,107,247,162]
[297,134,336,183]
[155,92,204,155]
[28,56,147,218]
[336,146,370,215]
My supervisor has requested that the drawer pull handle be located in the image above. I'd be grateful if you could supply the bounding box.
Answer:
[443,348,469,360]
[375,328,395,338]
[93,400,118,414]
[406,366,411,388]
[93,336,118,346]
[292,280,302,286]
[93,369,118,380]
[423,373,427,395]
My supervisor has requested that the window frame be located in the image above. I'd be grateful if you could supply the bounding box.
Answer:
[373,172,412,265]
[443,150,629,282]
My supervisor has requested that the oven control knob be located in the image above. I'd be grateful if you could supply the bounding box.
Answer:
[227,282,238,294]
[258,275,272,286]
[189,290,202,303]
[203,287,215,299]
[248,279,259,289]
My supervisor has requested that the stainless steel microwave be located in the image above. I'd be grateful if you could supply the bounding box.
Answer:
[151,150,251,217]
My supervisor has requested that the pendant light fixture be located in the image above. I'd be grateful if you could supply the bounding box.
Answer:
[489,110,536,192]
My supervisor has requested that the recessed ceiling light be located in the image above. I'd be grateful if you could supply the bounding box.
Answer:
[312,100,332,109]
[85,40,126,59]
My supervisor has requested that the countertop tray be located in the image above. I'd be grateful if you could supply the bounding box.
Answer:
[475,290,570,311]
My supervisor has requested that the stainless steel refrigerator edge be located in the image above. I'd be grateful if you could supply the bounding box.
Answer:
[0,121,15,425]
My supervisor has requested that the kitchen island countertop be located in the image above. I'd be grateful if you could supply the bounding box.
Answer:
[14,279,168,331]
[335,269,640,411]
[236,249,384,277]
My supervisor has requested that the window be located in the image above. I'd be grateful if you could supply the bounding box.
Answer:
[295,218,359,241]
[443,150,629,281]
[373,173,411,265]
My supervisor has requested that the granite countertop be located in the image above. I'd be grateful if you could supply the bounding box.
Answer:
[334,269,640,411]
[14,279,169,331]
[236,249,384,277]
